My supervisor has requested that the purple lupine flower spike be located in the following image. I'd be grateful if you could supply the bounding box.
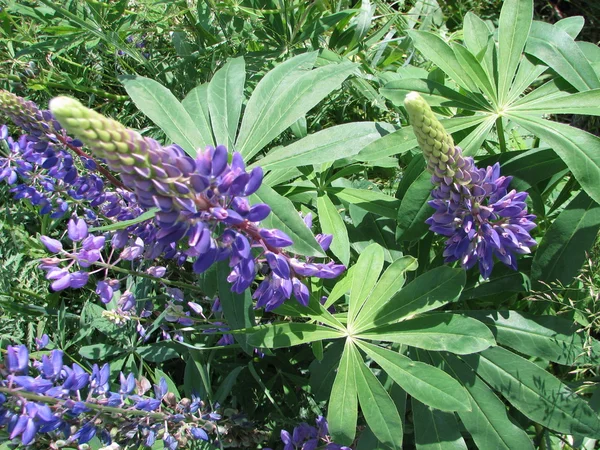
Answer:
[404,92,536,279]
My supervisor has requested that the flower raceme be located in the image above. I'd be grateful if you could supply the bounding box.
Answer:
[404,92,537,279]
[45,96,344,310]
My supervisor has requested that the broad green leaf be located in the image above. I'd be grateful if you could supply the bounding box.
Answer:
[526,21,600,92]
[328,340,359,445]
[463,12,496,85]
[497,0,533,103]
[511,77,574,108]
[317,194,350,266]
[354,256,418,330]
[351,0,373,47]
[79,344,124,359]
[244,323,343,348]
[458,115,496,157]
[239,61,358,160]
[155,368,181,400]
[464,310,600,366]
[508,113,600,205]
[252,122,395,171]
[273,290,345,330]
[89,208,158,232]
[119,75,205,157]
[297,11,357,42]
[531,191,600,286]
[436,352,534,450]
[214,366,244,404]
[462,346,600,438]
[512,88,600,115]
[356,116,487,161]
[217,262,255,354]
[208,57,246,150]
[412,399,468,450]
[328,187,400,219]
[396,170,432,242]
[555,16,585,38]
[348,243,385,325]
[357,341,469,412]
[324,269,352,308]
[381,78,487,111]
[251,184,325,257]
[452,43,497,104]
[358,313,495,354]
[354,348,403,449]
[460,269,530,301]
[348,206,403,262]
[505,55,548,106]
[236,52,316,155]
[137,343,179,362]
[358,267,465,330]
[408,30,478,93]
[182,83,215,147]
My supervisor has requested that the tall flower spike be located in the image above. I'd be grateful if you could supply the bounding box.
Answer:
[404,92,536,279]
[0,90,61,141]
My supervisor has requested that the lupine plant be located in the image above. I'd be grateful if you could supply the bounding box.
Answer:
[1,0,600,449]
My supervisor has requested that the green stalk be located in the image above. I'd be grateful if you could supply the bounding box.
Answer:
[496,115,507,153]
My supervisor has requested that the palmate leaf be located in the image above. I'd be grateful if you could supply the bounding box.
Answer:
[357,313,495,354]
[119,75,206,157]
[244,323,343,348]
[531,191,600,287]
[317,193,350,266]
[512,88,600,115]
[508,113,600,205]
[496,0,533,104]
[464,310,600,366]
[328,340,359,446]
[347,243,385,324]
[353,347,404,449]
[207,57,246,150]
[327,187,400,219]
[463,12,496,86]
[355,267,465,331]
[181,82,215,147]
[356,341,470,413]
[462,346,600,438]
[434,352,534,450]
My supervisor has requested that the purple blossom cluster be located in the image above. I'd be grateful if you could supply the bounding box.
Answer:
[0,340,217,448]
[265,416,351,450]
[426,155,537,279]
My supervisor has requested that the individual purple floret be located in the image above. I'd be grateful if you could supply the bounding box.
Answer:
[266,416,351,450]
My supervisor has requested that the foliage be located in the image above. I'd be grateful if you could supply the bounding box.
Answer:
[1,0,600,449]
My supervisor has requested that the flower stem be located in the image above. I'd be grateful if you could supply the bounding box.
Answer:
[496,115,507,153]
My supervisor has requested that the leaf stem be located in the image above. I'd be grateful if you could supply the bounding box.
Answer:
[496,115,507,153]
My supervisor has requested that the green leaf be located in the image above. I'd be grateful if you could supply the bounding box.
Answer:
[463,12,496,86]
[348,243,385,325]
[356,116,487,161]
[412,399,468,450]
[457,115,496,157]
[508,113,600,205]
[462,346,600,438]
[328,187,400,219]
[353,256,418,330]
[497,0,533,103]
[251,184,325,257]
[217,262,255,354]
[532,191,600,286]
[310,341,344,402]
[273,290,344,330]
[328,340,359,445]
[381,78,487,111]
[408,30,478,93]
[436,352,534,450]
[181,83,215,147]
[251,122,395,171]
[207,57,246,150]
[512,88,600,115]
[464,310,600,366]
[155,368,181,400]
[79,344,124,359]
[317,194,350,266]
[358,267,465,330]
[351,0,373,47]
[236,52,317,156]
[238,61,358,160]
[358,313,495,354]
[244,323,343,348]
[452,43,497,104]
[137,343,180,362]
[395,170,433,242]
[356,341,470,412]
[119,75,205,157]
[526,21,600,91]
[214,366,244,404]
[89,208,158,232]
[354,348,404,449]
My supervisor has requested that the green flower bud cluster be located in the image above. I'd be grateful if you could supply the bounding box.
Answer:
[49,96,196,203]
[404,91,472,185]
[0,89,59,139]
